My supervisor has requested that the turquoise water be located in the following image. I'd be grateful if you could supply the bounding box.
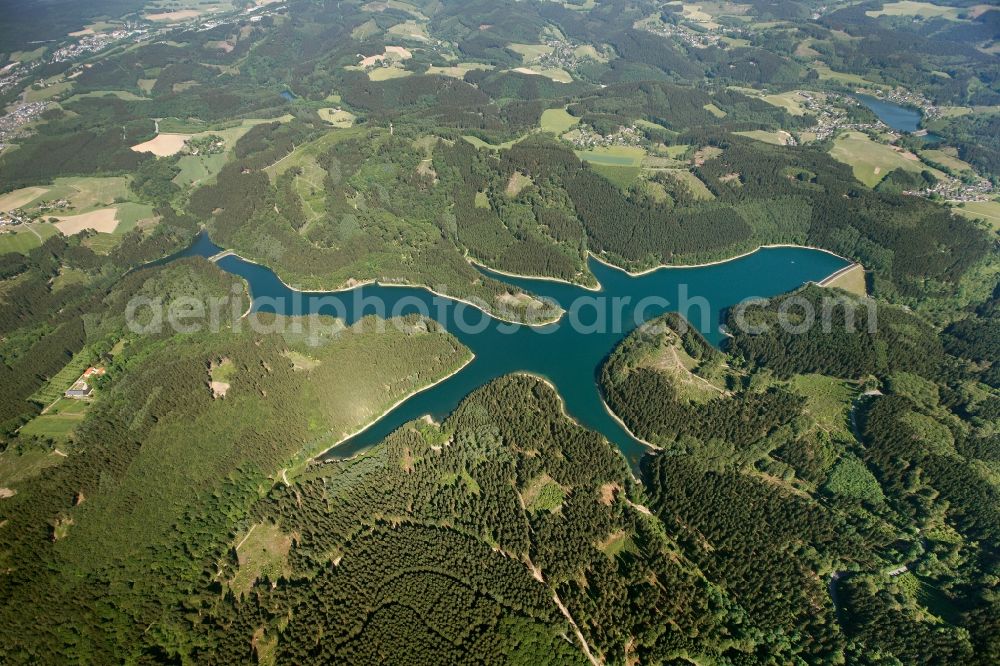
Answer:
[181,236,849,468]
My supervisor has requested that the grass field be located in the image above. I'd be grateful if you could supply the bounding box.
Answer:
[318,108,356,127]
[52,267,90,291]
[635,119,678,138]
[735,129,794,145]
[829,131,928,187]
[591,165,641,188]
[24,80,73,102]
[951,200,1000,231]
[387,19,429,41]
[173,153,228,188]
[368,67,413,81]
[812,63,872,86]
[919,148,974,174]
[31,176,130,213]
[263,127,367,224]
[507,43,554,61]
[0,447,64,488]
[575,145,646,167]
[351,18,380,39]
[19,398,91,441]
[661,143,690,159]
[866,1,961,20]
[462,133,530,151]
[505,171,533,196]
[10,47,46,63]
[540,107,580,134]
[703,103,726,118]
[0,223,59,254]
[171,117,293,189]
[790,373,858,438]
[821,263,868,297]
[510,67,573,83]
[426,63,491,78]
[656,169,715,200]
[63,90,147,104]
[113,202,157,234]
[761,90,810,116]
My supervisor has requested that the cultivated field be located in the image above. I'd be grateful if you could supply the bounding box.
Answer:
[511,67,573,83]
[53,209,119,235]
[0,186,48,212]
[131,133,192,156]
[146,9,204,21]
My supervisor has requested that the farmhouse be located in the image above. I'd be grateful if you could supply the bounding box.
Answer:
[64,366,105,398]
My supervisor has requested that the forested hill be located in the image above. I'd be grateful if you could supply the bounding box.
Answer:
[0,0,998,662]
[603,306,1000,664]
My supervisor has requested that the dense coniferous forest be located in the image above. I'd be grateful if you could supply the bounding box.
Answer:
[0,0,998,662]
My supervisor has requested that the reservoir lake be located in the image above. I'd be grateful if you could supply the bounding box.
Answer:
[179,235,850,468]
[854,94,941,142]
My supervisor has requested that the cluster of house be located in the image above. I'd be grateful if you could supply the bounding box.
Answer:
[0,210,30,227]
[65,367,106,398]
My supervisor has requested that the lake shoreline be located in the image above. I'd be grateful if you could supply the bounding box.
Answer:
[212,240,852,311]
[588,244,854,276]
[210,248,565,328]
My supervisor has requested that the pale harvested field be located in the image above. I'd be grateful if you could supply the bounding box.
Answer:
[359,46,412,67]
[131,133,192,156]
[54,209,119,235]
[511,67,573,83]
[146,10,202,21]
[0,186,48,212]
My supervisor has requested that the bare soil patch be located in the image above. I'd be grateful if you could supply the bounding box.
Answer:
[53,208,118,235]
[131,133,191,156]
[146,10,202,21]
